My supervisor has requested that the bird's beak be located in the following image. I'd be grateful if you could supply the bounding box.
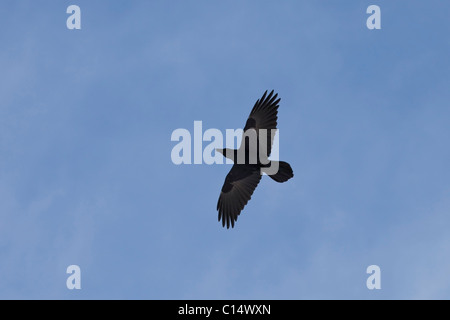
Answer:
[215,148,223,155]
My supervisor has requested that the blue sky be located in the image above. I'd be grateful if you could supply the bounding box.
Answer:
[0,0,449,299]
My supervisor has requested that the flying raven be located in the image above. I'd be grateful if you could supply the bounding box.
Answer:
[216,90,294,228]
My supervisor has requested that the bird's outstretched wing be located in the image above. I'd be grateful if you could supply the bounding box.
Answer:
[243,90,280,158]
[217,165,262,228]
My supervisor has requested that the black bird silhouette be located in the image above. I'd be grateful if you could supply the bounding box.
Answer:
[216,90,294,228]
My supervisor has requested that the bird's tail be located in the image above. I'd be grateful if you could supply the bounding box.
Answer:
[266,161,294,183]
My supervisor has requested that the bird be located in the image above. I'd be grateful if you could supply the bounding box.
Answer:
[216,90,294,228]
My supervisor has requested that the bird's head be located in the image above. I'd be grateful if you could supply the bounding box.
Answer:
[216,148,235,161]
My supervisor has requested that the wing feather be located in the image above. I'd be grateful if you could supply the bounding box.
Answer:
[243,90,280,158]
[217,165,262,228]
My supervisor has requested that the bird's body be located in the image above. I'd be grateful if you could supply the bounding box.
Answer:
[216,90,294,228]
